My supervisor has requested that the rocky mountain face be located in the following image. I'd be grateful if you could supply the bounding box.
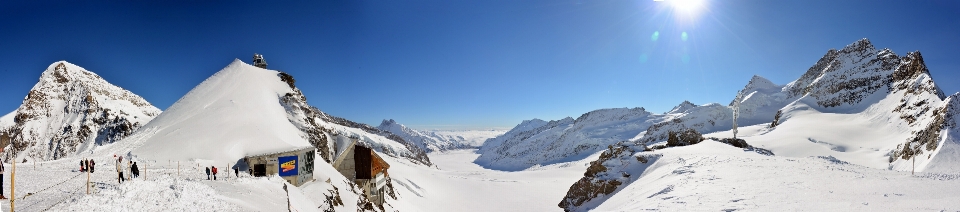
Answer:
[475,107,665,171]
[0,61,160,161]
[276,73,433,166]
[558,38,960,211]
[376,119,475,152]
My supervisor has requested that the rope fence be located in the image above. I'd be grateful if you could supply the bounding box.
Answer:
[4,160,248,211]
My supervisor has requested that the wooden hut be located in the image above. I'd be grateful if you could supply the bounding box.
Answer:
[330,135,391,205]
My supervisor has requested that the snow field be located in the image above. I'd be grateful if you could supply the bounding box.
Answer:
[590,141,960,211]
[386,149,603,212]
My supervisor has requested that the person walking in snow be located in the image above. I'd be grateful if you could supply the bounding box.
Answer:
[117,157,125,183]
[80,159,86,172]
[0,158,6,199]
[205,166,211,180]
[132,162,140,178]
[234,167,238,178]
[128,160,133,180]
[212,166,218,180]
[90,159,96,173]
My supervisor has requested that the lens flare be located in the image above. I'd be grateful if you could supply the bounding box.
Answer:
[651,31,660,41]
[681,32,688,41]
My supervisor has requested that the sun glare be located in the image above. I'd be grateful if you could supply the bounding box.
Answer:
[655,0,705,17]
[668,0,704,14]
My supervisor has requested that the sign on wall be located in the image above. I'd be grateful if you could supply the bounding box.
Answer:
[278,155,298,176]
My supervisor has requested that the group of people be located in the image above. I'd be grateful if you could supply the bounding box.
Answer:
[206,165,218,180]
[115,155,140,183]
[80,158,96,173]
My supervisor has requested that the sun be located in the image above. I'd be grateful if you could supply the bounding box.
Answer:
[655,0,706,16]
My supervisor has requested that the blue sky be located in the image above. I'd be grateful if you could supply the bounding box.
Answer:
[2,1,959,130]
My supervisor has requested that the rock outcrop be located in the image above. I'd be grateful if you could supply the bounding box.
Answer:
[0,61,160,161]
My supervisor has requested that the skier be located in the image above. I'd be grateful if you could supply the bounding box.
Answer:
[116,157,125,183]
[212,166,218,180]
[80,159,86,172]
[132,162,140,178]
[234,167,239,178]
[205,166,211,180]
[90,159,96,173]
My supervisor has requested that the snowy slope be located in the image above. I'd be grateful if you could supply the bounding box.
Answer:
[129,59,315,164]
[560,38,960,211]
[378,149,600,212]
[1,149,386,212]
[377,119,506,152]
[475,107,666,171]
[640,39,957,173]
[743,40,956,172]
[0,61,160,161]
[636,74,790,146]
[128,59,429,167]
[560,140,960,211]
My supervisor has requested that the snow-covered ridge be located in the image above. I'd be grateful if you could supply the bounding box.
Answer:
[377,119,503,152]
[666,101,697,114]
[475,107,665,171]
[0,61,160,161]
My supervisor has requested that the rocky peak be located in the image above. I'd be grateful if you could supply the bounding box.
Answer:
[744,75,780,92]
[379,119,401,128]
[667,101,697,114]
[837,38,876,61]
[891,51,946,99]
[785,49,840,98]
[2,61,160,161]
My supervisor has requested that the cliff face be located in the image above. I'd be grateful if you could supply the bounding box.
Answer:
[277,72,433,166]
[0,61,160,161]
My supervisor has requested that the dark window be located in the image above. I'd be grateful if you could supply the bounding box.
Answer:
[354,146,372,179]
[253,164,266,177]
[303,150,315,174]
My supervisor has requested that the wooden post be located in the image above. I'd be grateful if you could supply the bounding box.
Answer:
[227,163,230,179]
[87,169,90,194]
[177,161,180,177]
[10,160,15,212]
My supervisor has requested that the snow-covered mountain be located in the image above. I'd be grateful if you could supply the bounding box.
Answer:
[128,59,431,166]
[558,38,960,211]
[475,107,668,171]
[377,119,504,152]
[0,61,160,161]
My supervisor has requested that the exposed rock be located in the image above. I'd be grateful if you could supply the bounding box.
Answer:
[0,61,160,161]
